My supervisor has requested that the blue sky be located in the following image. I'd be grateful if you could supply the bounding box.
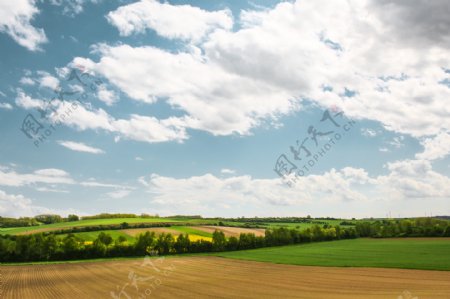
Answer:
[0,0,449,218]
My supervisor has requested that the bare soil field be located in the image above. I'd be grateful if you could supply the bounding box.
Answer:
[1,257,449,299]
[17,227,62,235]
[195,226,266,237]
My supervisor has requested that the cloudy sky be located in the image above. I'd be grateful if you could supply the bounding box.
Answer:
[0,0,449,218]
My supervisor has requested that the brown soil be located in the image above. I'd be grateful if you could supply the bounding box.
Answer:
[195,226,266,237]
[2,257,449,299]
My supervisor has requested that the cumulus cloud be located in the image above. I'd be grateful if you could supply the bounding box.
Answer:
[0,0,47,51]
[97,85,118,106]
[14,89,187,143]
[141,158,450,214]
[0,190,52,217]
[38,71,60,90]
[15,90,44,109]
[416,132,450,160]
[106,0,233,42]
[58,140,105,154]
[0,189,80,217]
[74,0,450,145]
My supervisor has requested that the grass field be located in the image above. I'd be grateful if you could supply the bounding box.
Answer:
[2,256,449,298]
[170,226,213,237]
[216,238,450,271]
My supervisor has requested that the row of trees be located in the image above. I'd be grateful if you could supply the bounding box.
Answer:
[356,218,450,238]
[81,213,158,220]
[0,216,40,228]
[0,225,358,262]
[0,214,79,227]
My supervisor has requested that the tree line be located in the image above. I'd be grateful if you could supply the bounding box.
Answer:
[356,218,450,238]
[0,225,357,262]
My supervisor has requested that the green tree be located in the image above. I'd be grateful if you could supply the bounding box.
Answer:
[212,230,226,252]
[67,214,79,222]
[97,232,113,246]
[174,234,190,253]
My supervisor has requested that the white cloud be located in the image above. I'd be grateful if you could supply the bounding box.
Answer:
[220,168,236,174]
[416,132,450,160]
[0,168,74,187]
[80,180,133,189]
[38,71,60,90]
[106,189,131,199]
[78,0,450,146]
[14,89,189,144]
[97,85,118,106]
[73,44,297,136]
[0,0,47,51]
[0,102,13,110]
[388,136,405,149]
[19,77,35,85]
[143,158,450,214]
[0,189,81,217]
[49,0,101,17]
[106,0,232,42]
[15,90,44,109]
[135,157,143,161]
[112,114,188,143]
[0,189,53,217]
[58,140,105,154]
[361,128,378,137]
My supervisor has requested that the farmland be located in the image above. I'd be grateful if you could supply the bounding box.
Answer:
[216,238,450,271]
[1,217,450,298]
[1,256,450,299]
[0,217,182,235]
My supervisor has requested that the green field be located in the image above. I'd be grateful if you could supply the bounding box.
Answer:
[170,226,213,237]
[216,238,450,271]
[0,217,181,235]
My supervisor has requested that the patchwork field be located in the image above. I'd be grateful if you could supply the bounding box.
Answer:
[1,256,449,299]
[0,218,182,235]
[194,225,265,237]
